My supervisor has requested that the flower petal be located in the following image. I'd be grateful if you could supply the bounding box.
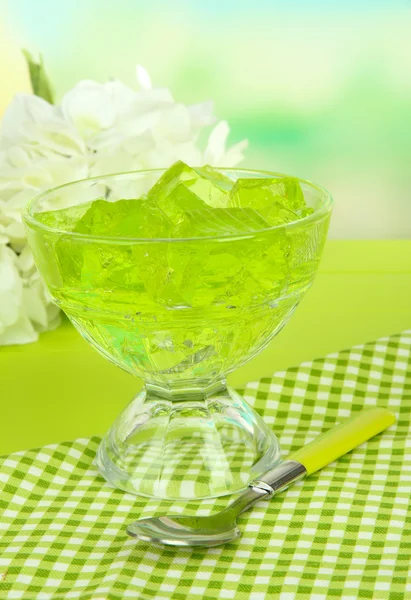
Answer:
[44,305,61,333]
[188,101,216,129]
[17,244,35,274]
[0,309,38,345]
[153,104,192,144]
[6,146,31,168]
[62,81,116,138]
[24,121,86,157]
[6,188,36,210]
[40,157,89,187]
[203,120,230,164]
[119,110,161,137]
[136,65,152,90]
[105,80,138,116]
[90,147,140,177]
[0,224,9,245]
[0,94,58,149]
[5,221,26,247]
[130,88,174,113]
[217,139,248,167]
[22,277,49,329]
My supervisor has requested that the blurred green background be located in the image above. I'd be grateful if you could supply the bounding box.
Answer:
[1,0,411,238]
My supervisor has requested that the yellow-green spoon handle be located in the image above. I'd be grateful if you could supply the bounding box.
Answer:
[288,407,395,476]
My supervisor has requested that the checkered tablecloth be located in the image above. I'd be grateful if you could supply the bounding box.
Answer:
[1,331,410,600]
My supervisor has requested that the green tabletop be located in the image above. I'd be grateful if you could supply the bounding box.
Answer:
[1,240,410,456]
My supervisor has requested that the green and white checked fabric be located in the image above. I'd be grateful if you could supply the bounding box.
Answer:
[1,331,410,600]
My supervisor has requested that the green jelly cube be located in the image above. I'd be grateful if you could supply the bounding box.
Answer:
[192,249,245,306]
[192,165,233,208]
[147,161,198,200]
[133,244,177,303]
[164,243,208,305]
[35,202,93,232]
[258,204,298,227]
[177,207,270,237]
[52,236,143,291]
[132,241,208,308]
[245,235,290,296]
[301,206,315,218]
[229,176,306,214]
[38,200,173,292]
[148,161,232,221]
[154,182,208,227]
[74,199,172,238]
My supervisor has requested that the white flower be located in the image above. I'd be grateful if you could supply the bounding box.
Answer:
[0,64,247,345]
[0,242,59,345]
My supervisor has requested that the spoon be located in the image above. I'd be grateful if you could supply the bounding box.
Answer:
[127,407,395,547]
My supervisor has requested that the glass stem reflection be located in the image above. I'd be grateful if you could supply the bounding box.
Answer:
[145,379,227,402]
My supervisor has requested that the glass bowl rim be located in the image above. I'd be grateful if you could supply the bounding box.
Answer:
[23,167,333,244]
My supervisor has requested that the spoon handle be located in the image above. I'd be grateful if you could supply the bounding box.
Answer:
[286,407,395,476]
[228,407,395,516]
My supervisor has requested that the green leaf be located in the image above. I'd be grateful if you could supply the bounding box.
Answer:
[22,49,54,104]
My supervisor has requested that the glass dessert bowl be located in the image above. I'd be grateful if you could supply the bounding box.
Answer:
[24,164,332,500]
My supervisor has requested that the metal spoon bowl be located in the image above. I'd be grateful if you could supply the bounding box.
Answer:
[127,464,302,547]
[127,514,241,547]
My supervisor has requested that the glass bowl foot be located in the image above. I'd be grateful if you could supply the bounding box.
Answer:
[96,382,281,500]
